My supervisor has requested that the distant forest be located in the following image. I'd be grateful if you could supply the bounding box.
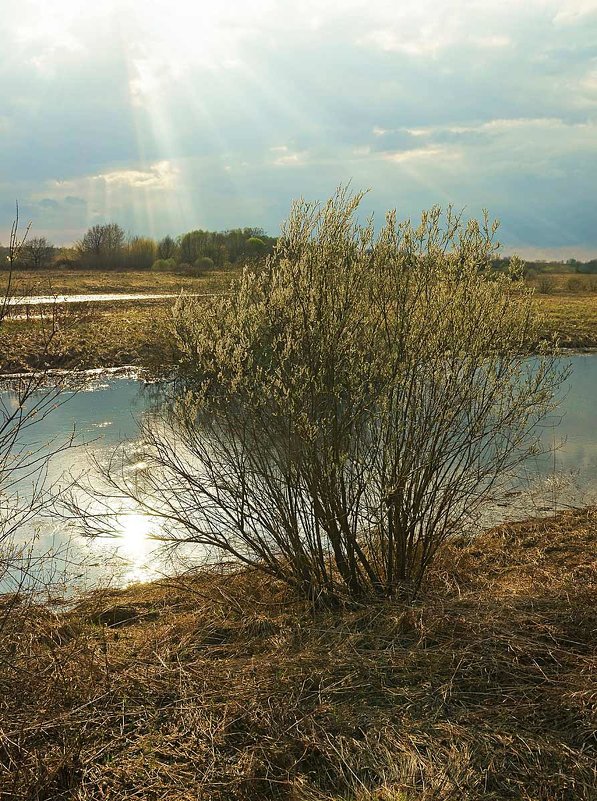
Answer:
[0,223,277,272]
[492,256,597,275]
[1,225,596,275]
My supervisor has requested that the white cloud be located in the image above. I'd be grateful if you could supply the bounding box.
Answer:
[360,28,449,56]
[36,162,179,204]
[384,146,459,164]
[471,35,511,48]
[98,162,178,189]
[553,0,597,24]
[272,151,308,167]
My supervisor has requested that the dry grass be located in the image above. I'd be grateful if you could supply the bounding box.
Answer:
[2,268,597,374]
[1,509,595,800]
[0,269,238,298]
[0,267,237,374]
[0,303,176,373]
[527,273,597,295]
[535,294,597,349]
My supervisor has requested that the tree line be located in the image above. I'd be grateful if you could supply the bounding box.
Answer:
[492,255,597,275]
[0,223,277,272]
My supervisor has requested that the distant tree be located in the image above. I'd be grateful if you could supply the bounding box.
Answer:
[246,236,266,259]
[157,235,178,261]
[179,230,207,265]
[126,236,156,270]
[77,223,125,269]
[21,236,54,269]
[177,227,275,266]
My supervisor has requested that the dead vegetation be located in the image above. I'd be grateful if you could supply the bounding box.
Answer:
[0,508,595,800]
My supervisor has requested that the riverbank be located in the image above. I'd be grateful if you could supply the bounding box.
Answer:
[1,507,595,800]
[1,270,597,373]
[0,267,235,374]
[0,279,596,376]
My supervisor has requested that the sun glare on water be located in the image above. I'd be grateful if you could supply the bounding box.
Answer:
[115,509,161,584]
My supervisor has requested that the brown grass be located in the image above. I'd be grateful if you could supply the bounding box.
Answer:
[0,267,237,374]
[536,294,597,349]
[0,303,176,373]
[0,269,238,298]
[2,269,597,374]
[1,509,595,800]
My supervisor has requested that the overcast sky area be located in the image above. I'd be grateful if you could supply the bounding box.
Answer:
[1,0,596,258]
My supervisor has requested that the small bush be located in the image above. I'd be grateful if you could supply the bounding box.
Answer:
[151,258,176,273]
[537,276,555,294]
[194,256,215,272]
[179,257,216,277]
[566,276,583,292]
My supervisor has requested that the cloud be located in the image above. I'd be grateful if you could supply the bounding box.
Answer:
[553,0,597,24]
[384,146,459,164]
[0,1,596,255]
[98,161,179,189]
[270,146,309,167]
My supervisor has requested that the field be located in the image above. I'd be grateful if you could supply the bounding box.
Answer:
[0,268,236,373]
[1,268,597,372]
[1,269,595,800]
[1,507,594,800]
[0,267,236,298]
[536,294,597,348]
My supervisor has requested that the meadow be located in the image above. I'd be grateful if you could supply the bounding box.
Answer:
[0,268,235,373]
[1,267,597,374]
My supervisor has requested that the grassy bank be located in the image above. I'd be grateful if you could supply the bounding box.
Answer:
[0,268,236,374]
[1,508,595,800]
[536,294,597,348]
[0,268,235,297]
[1,269,597,373]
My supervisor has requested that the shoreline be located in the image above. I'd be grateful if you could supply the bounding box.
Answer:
[2,344,597,380]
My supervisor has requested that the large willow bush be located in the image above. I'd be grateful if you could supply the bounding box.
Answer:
[117,190,562,601]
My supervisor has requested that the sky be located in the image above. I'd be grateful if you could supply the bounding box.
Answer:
[1,0,596,259]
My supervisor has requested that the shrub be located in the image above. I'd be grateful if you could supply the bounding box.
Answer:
[151,258,176,273]
[96,190,563,603]
[566,276,583,293]
[194,256,215,272]
[537,276,555,294]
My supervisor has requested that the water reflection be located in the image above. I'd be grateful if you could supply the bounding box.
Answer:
[0,374,162,593]
[1,354,597,590]
[112,507,162,584]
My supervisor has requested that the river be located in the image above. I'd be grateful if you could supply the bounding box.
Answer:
[1,354,596,593]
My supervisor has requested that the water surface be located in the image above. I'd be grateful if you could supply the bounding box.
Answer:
[2,354,596,592]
